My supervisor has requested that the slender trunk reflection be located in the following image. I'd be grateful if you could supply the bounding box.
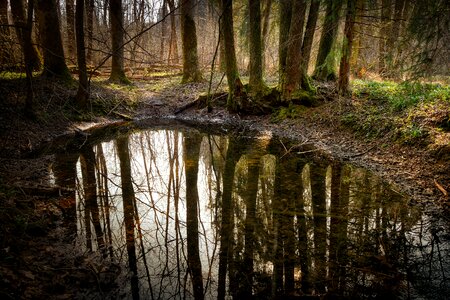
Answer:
[309,161,327,293]
[116,136,140,300]
[184,132,205,300]
[218,137,243,300]
[80,146,105,254]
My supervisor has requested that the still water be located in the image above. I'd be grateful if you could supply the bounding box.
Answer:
[51,126,449,299]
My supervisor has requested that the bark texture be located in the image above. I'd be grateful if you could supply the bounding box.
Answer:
[109,0,129,83]
[36,0,70,78]
[248,0,264,92]
[76,0,89,108]
[181,0,202,82]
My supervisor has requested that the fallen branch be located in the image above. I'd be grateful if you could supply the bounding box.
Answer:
[434,179,448,198]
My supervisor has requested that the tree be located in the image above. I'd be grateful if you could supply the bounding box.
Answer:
[36,0,70,79]
[86,0,95,63]
[0,0,12,68]
[282,0,307,100]
[248,0,264,93]
[338,0,358,94]
[220,0,244,111]
[65,0,76,61]
[75,0,89,108]
[167,0,179,64]
[313,0,344,81]
[109,0,129,83]
[10,0,42,71]
[181,0,202,82]
[278,0,292,85]
[301,0,321,74]
[23,0,36,116]
[378,0,392,75]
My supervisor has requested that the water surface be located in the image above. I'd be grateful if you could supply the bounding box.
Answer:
[51,126,450,299]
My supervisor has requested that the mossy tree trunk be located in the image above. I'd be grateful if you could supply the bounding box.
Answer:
[65,0,76,62]
[36,0,70,79]
[386,0,405,78]
[261,0,273,72]
[221,0,243,112]
[282,0,307,100]
[75,0,89,109]
[378,0,392,75]
[181,0,202,83]
[338,0,357,94]
[278,0,292,85]
[313,0,344,81]
[301,0,320,74]
[10,0,42,71]
[109,0,129,83]
[248,0,264,93]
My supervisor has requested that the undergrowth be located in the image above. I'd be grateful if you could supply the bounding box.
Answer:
[345,79,449,146]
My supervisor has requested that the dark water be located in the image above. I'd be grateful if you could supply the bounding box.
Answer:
[51,126,450,299]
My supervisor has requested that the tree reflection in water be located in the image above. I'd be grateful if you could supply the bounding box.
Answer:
[66,128,449,299]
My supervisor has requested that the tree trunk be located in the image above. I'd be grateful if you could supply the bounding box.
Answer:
[24,0,35,116]
[301,0,320,73]
[278,0,292,85]
[86,0,94,64]
[338,0,357,94]
[183,132,205,300]
[248,0,264,93]
[167,0,179,64]
[378,0,392,75]
[36,0,70,79]
[75,0,89,108]
[65,0,76,61]
[387,0,405,78]
[109,0,129,83]
[181,0,202,82]
[282,0,307,100]
[10,0,42,71]
[221,0,243,112]
[160,0,167,62]
[313,0,344,81]
[0,0,12,67]
[261,0,272,71]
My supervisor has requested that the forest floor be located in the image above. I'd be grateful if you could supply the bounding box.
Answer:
[0,70,449,298]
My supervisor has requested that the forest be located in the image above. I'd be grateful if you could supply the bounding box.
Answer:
[0,0,449,299]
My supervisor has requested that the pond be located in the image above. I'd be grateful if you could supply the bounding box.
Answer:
[49,124,449,299]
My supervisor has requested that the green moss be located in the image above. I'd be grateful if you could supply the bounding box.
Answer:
[271,103,307,123]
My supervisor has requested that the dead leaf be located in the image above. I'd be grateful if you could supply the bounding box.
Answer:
[434,179,448,197]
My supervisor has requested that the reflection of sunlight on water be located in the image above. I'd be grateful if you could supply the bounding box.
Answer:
[69,127,449,299]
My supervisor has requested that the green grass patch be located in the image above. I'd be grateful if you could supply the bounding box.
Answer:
[352,79,450,112]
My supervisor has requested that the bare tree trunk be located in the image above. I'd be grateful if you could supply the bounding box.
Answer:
[248,0,264,93]
[10,0,42,71]
[338,0,357,94]
[36,0,70,79]
[160,0,167,62]
[181,0,202,82]
[167,0,179,64]
[387,0,405,78]
[86,0,94,64]
[76,0,89,108]
[65,0,76,61]
[109,0,129,83]
[261,0,272,71]
[24,0,35,116]
[282,0,307,100]
[301,0,320,73]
